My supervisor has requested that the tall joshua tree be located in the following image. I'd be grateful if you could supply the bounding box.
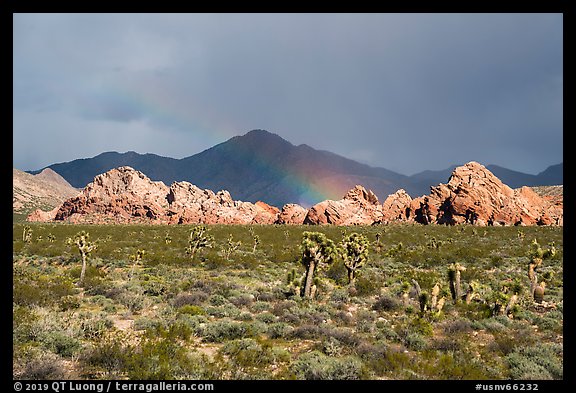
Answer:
[299,231,336,299]
[340,233,369,286]
[186,225,214,262]
[448,263,466,303]
[69,231,98,285]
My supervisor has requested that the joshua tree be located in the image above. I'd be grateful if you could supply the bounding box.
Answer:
[464,282,478,305]
[186,225,214,262]
[252,235,260,253]
[224,234,242,260]
[448,263,466,303]
[431,283,441,309]
[69,231,98,285]
[129,249,145,279]
[527,239,554,302]
[165,233,172,244]
[299,231,337,299]
[23,225,33,243]
[340,233,369,286]
[47,233,56,243]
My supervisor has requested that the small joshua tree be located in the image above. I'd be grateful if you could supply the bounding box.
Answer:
[252,235,260,253]
[448,263,466,303]
[299,231,337,299]
[47,233,56,243]
[224,234,242,260]
[340,233,369,286]
[186,225,214,262]
[23,225,33,243]
[69,231,98,285]
[165,233,172,245]
[129,249,145,279]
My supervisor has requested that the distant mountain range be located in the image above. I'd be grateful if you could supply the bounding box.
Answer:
[13,168,79,220]
[28,129,563,207]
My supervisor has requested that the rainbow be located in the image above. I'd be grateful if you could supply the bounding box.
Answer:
[90,79,353,207]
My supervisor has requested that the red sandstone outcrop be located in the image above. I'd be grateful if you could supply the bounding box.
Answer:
[304,185,383,225]
[28,167,279,224]
[27,163,562,226]
[411,162,562,226]
[381,189,413,222]
[277,203,308,225]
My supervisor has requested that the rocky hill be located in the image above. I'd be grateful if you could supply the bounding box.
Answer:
[27,162,562,226]
[13,168,79,220]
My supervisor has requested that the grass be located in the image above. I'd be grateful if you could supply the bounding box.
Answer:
[12,222,563,380]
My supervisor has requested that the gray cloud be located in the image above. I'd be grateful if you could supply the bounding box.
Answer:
[13,13,562,175]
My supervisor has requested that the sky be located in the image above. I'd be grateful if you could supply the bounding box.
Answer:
[13,13,563,176]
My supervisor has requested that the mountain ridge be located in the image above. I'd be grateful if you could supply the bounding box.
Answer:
[28,129,563,207]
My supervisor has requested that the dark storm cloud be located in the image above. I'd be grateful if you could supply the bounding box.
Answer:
[13,13,562,175]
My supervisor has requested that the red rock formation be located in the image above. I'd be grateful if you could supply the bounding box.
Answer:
[381,189,413,222]
[411,162,562,226]
[304,185,383,225]
[27,163,562,226]
[276,203,308,225]
[29,167,279,225]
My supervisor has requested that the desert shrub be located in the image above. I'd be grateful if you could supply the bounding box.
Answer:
[41,331,82,357]
[176,314,208,331]
[237,312,254,321]
[354,275,380,296]
[373,294,402,312]
[505,343,562,380]
[330,288,350,303]
[290,351,365,380]
[375,324,400,342]
[80,316,114,340]
[255,312,277,324]
[19,353,67,380]
[404,332,428,351]
[267,322,293,339]
[13,267,77,306]
[441,318,473,335]
[356,310,376,333]
[117,291,145,313]
[58,295,81,311]
[229,294,254,307]
[205,304,240,318]
[133,317,164,331]
[505,353,553,380]
[251,301,272,313]
[255,290,280,302]
[178,305,206,316]
[209,294,229,306]
[172,291,208,308]
[220,338,274,368]
[198,319,252,342]
[431,337,462,352]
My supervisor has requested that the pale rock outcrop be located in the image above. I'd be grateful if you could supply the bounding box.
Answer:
[304,185,383,225]
[276,203,308,225]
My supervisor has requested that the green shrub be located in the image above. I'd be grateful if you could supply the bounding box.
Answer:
[41,332,82,357]
[404,332,428,351]
[178,305,206,316]
[198,319,252,343]
[267,322,293,339]
[290,351,365,380]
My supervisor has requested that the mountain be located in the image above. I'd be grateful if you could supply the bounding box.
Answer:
[30,130,410,207]
[13,168,79,220]
[29,130,563,207]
